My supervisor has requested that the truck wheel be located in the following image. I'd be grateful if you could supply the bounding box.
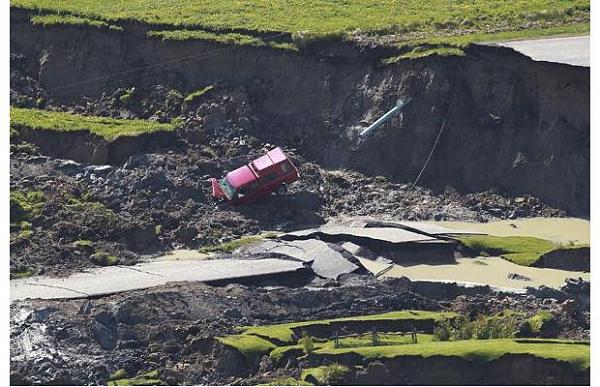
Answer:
[276,185,288,195]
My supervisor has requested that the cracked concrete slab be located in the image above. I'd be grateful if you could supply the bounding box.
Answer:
[327,217,484,237]
[389,221,483,236]
[242,239,359,279]
[356,257,394,277]
[284,226,436,244]
[341,242,392,264]
[10,258,306,302]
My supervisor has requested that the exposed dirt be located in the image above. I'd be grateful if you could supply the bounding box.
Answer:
[9,277,590,385]
[533,247,590,272]
[9,10,590,386]
[10,11,590,215]
[10,74,566,277]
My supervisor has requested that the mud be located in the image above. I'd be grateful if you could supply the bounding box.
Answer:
[439,217,590,245]
[10,9,590,215]
[9,8,591,386]
[9,277,590,385]
[533,247,590,272]
[9,80,567,277]
[315,353,589,385]
[378,256,590,291]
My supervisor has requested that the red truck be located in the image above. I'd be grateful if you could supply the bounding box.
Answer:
[210,147,300,205]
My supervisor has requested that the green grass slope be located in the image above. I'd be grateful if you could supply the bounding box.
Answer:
[218,310,454,362]
[10,107,174,140]
[12,0,589,47]
[217,335,276,363]
[242,310,454,344]
[457,235,558,266]
[317,339,590,371]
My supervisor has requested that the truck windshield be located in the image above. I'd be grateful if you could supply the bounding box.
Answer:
[219,177,237,199]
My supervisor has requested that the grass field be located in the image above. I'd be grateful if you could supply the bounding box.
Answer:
[10,107,175,140]
[457,235,559,266]
[217,308,589,373]
[301,364,350,384]
[268,333,435,362]
[217,310,453,362]
[240,310,454,344]
[12,0,589,47]
[107,370,162,386]
[317,339,590,371]
[217,335,276,363]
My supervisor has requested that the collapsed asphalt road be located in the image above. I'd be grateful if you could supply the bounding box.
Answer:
[9,22,590,385]
[11,219,589,302]
[10,257,307,302]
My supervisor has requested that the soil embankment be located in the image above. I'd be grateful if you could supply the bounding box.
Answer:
[10,8,590,215]
[326,353,589,385]
[9,9,591,386]
[15,126,177,164]
[534,247,590,272]
[10,278,590,385]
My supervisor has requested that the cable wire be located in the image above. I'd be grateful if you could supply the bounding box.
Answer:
[409,97,455,191]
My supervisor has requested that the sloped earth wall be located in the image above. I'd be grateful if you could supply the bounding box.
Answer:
[10,278,590,385]
[10,9,590,215]
[533,247,590,272]
[317,353,589,385]
[15,126,177,164]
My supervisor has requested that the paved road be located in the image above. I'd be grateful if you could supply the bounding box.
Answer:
[242,239,359,279]
[12,219,576,302]
[10,258,306,302]
[285,226,437,244]
[491,36,589,67]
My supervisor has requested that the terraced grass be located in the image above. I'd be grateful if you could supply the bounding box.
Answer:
[269,333,434,362]
[218,308,588,374]
[317,339,590,371]
[457,235,559,266]
[301,364,350,384]
[10,107,175,140]
[218,310,451,362]
[217,334,276,363]
[107,370,162,386]
[13,0,589,47]
[242,310,454,344]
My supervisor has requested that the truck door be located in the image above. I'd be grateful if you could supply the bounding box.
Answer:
[238,181,260,198]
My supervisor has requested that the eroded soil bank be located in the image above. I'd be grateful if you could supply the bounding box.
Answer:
[9,9,590,386]
[10,9,590,215]
[10,277,590,385]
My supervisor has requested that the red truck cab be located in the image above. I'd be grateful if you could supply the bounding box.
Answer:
[211,147,300,205]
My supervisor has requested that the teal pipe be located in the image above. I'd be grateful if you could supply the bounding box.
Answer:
[359,97,412,140]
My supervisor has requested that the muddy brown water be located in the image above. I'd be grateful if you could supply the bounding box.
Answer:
[437,217,589,245]
[359,217,590,290]
[369,256,590,291]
